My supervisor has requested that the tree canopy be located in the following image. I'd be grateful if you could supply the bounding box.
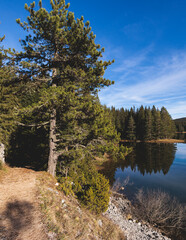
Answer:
[109,105,176,141]
[11,0,118,176]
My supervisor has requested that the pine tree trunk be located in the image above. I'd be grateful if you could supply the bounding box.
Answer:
[47,65,58,176]
[47,107,58,176]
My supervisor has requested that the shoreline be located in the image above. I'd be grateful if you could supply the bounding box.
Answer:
[105,192,171,240]
[120,139,185,143]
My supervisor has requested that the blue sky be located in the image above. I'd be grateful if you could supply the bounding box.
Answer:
[0,0,186,119]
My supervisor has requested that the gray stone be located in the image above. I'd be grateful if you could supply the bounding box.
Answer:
[104,195,171,240]
[0,143,5,164]
[98,219,103,227]
[61,199,65,204]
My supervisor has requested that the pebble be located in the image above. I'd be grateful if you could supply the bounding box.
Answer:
[104,196,171,240]
[61,199,65,204]
[98,219,103,227]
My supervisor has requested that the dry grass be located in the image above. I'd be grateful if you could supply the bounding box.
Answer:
[134,189,186,237]
[147,139,185,143]
[120,139,185,143]
[37,172,126,240]
[0,164,9,182]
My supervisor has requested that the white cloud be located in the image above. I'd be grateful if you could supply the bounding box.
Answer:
[99,50,186,119]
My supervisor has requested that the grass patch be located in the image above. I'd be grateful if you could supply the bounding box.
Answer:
[0,163,8,181]
[37,172,126,240]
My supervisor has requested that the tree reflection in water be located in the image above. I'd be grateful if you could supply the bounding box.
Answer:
[99,143,177,186]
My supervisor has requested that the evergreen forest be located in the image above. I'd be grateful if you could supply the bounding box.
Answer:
[109,105,176,140]
[174,118,186,132]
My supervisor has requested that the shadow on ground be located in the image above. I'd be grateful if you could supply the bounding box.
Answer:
[0,200,34,240]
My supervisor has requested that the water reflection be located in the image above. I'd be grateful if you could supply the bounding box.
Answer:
[125,143,177,175]
[100,143,186,240]
[176,133,186,140]
[100,143,177,186]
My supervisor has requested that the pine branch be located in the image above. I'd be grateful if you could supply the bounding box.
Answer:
[16,121,49,127]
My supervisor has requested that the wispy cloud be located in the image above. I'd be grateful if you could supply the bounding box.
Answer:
[99,49,186,119]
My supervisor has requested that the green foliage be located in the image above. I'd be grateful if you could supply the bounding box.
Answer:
[109,105,176,141]
[80,173,110,213]
[174,118,186,132]
[57,176,74,196]
[57,158,110,214]
[12,0,120,176]
[126,115,136,140]
[0,39,21,145]
[118,144,133,158]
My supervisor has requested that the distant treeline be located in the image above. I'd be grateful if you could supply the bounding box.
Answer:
[174,118,186,132]
[108,106,176,140]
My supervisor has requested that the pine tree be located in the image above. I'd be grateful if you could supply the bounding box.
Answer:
[144,107,152,140]
[120,107,126,139]
[15,0,115,176]
[0,36,20,146]
[126,115,136,140]
[160,107,175,139]
[136,106,145,140]
[151,106,161,139]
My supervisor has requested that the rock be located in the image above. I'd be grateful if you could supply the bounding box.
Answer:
[0,143,5,164]
[104,195,171,240]
[76,206,82,214]
[98,219,103,227]
[47,232,57,240]
[61,199,65,204]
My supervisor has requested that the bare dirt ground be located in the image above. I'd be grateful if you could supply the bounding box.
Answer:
[0,168,48,240]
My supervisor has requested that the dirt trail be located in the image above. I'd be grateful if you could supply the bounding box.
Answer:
[0,168,48,240]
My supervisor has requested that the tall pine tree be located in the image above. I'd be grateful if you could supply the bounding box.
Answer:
[15,0,115,176]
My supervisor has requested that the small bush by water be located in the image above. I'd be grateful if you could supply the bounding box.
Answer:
[134,189,186,238]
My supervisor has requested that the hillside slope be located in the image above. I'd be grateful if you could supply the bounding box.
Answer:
[0,167,125,240]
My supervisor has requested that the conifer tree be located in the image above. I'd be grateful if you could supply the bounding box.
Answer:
[15,0,115,176]
[152,106,161,139]
[0,36,20,146]
[160,107,175,139]
[126,115,136,140]
[144,107,152,140]
[136,105,145,140]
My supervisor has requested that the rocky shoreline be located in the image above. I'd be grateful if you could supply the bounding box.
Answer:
[104,193,171,240]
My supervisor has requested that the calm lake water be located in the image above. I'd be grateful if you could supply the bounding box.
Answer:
[101,143,186,203]
[100,142,186,239]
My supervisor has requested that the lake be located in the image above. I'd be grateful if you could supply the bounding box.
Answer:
[99,142,186,239]
[101,142,186,203]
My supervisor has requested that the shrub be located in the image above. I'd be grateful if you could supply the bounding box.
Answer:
[80,172,110,213]
[134,189,186,236]
[57,158,110,214]
[0,160,2,170]
[57,176,74,196]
